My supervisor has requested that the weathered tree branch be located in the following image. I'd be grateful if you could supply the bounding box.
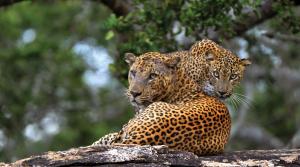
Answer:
[1,145,299,166]
[263,31,300,43]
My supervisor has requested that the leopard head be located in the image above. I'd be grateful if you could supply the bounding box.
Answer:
[125,52,180,110]
[204,52,251,99]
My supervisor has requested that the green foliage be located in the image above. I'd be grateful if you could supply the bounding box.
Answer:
[180,0,242,35]
[272,0,300,33]
[0,1,132,162]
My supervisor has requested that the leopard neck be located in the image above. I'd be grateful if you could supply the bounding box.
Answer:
[163,59,204,104]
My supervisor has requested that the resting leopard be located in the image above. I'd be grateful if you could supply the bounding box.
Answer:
[93,51,250,155]
[91,39,251,147]
[112,53,231,155]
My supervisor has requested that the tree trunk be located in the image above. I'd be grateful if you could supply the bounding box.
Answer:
[2,145,300,166]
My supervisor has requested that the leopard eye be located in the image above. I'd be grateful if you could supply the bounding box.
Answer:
[230,74,238,80]
[130,70,136,78]
[149,73,158,80]
[212,71,219,78]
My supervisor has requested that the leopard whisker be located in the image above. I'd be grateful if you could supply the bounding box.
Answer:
[234,95,246,109]
[229,95,238,112]
[233,93,252,108]
[234,92,253,102]
[234,93,251,105]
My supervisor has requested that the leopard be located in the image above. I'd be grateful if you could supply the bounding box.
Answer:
[110,52,233,155]
[185,39,251,99]
[91,39,251,148]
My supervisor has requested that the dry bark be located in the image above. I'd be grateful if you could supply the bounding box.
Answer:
[1,145,300,167]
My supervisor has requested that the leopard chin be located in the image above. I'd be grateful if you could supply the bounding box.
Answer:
[203,82,215,96]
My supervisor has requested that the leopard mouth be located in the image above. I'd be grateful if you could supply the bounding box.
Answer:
[131,97,151,107]
[130,98,140,106]
[218,94,230,100]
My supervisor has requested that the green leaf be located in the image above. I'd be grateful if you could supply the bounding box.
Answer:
[105,30,114,40]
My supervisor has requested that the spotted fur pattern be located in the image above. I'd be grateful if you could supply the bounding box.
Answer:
[92,40,251,153]
[91,133,118,146]
[111,53,232,155]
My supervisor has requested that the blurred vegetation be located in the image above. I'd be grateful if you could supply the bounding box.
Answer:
[0,1,132,162]
[0,0,300,162]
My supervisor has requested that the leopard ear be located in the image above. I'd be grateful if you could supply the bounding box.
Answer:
[165,56,181,68]
[241,58,251,66]
[125,53,136,66]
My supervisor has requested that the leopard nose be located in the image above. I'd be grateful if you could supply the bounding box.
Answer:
[130,91,142,98]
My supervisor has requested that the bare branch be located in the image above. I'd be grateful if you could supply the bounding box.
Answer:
[262,31,300,43]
